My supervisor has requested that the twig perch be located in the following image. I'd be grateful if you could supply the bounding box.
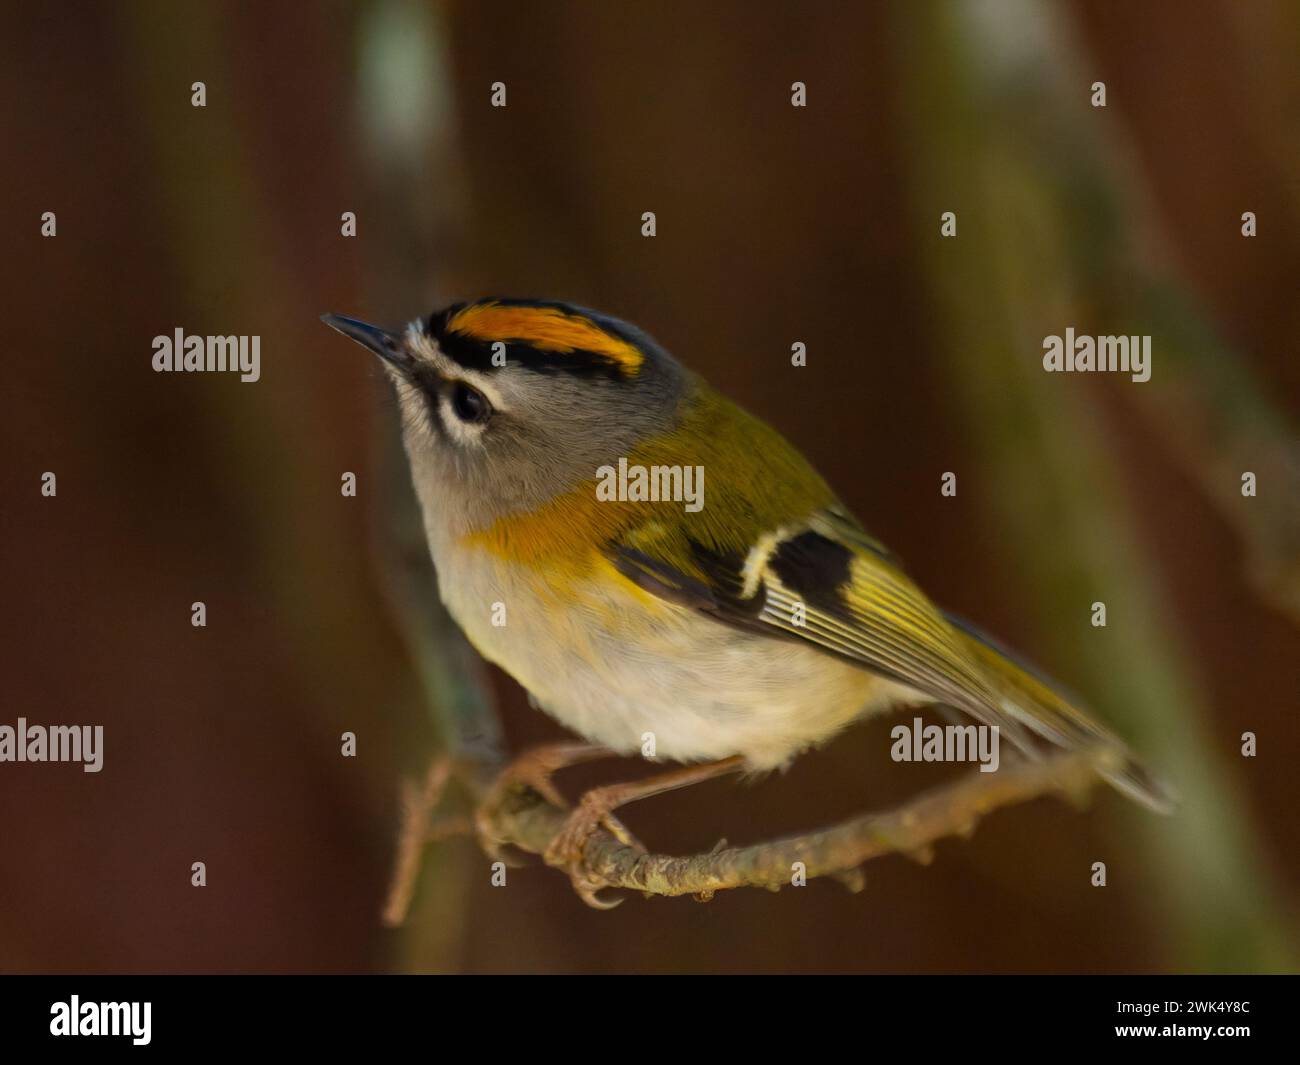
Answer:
[383,757,454,926]
[478,748,1110,901]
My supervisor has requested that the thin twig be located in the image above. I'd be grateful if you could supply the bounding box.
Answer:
[479,748,1109,901]
[382,756,456,927]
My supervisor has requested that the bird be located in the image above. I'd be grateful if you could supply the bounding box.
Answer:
[323,298,1174,906]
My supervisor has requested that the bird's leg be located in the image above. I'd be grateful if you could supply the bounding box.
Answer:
[545,755,746,908]
[474,742,614,861]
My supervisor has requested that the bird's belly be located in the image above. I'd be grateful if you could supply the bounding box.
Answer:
[435,546,906,770]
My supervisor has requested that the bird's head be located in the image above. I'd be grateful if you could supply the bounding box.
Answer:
[323,298,687,532]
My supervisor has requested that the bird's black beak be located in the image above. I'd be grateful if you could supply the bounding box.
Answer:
[320,314,413,375]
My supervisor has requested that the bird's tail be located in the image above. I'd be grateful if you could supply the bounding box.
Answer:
[945,613,1177,814]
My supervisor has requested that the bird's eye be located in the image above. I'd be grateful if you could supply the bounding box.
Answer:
[449,381,491,424]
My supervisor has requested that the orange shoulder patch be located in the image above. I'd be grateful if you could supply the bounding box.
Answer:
[446,302,644,375]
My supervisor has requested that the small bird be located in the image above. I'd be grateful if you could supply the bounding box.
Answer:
[323,298,1172,905]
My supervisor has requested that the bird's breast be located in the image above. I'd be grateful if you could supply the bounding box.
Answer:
[432,539,900,770]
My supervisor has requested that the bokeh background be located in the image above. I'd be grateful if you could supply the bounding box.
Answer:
[3,0,1298,973]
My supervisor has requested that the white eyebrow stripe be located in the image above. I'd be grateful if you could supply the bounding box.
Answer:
[406,323,457,376]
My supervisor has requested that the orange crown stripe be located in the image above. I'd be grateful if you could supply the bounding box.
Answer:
[447,303,644,374]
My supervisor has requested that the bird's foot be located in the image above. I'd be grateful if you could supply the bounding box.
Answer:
[542,785,647,909]
[473,742,611,864]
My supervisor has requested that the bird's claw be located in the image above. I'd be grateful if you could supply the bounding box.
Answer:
[472,745,589,863]
[543,789,646,909]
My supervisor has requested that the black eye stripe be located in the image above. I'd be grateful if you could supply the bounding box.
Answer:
[400,370,447,440]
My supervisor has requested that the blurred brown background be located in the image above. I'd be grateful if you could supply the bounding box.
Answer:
[2,0,1297,973]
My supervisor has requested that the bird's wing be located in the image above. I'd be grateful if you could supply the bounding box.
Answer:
[606,502,1174,811]
[607,503,1013,736]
